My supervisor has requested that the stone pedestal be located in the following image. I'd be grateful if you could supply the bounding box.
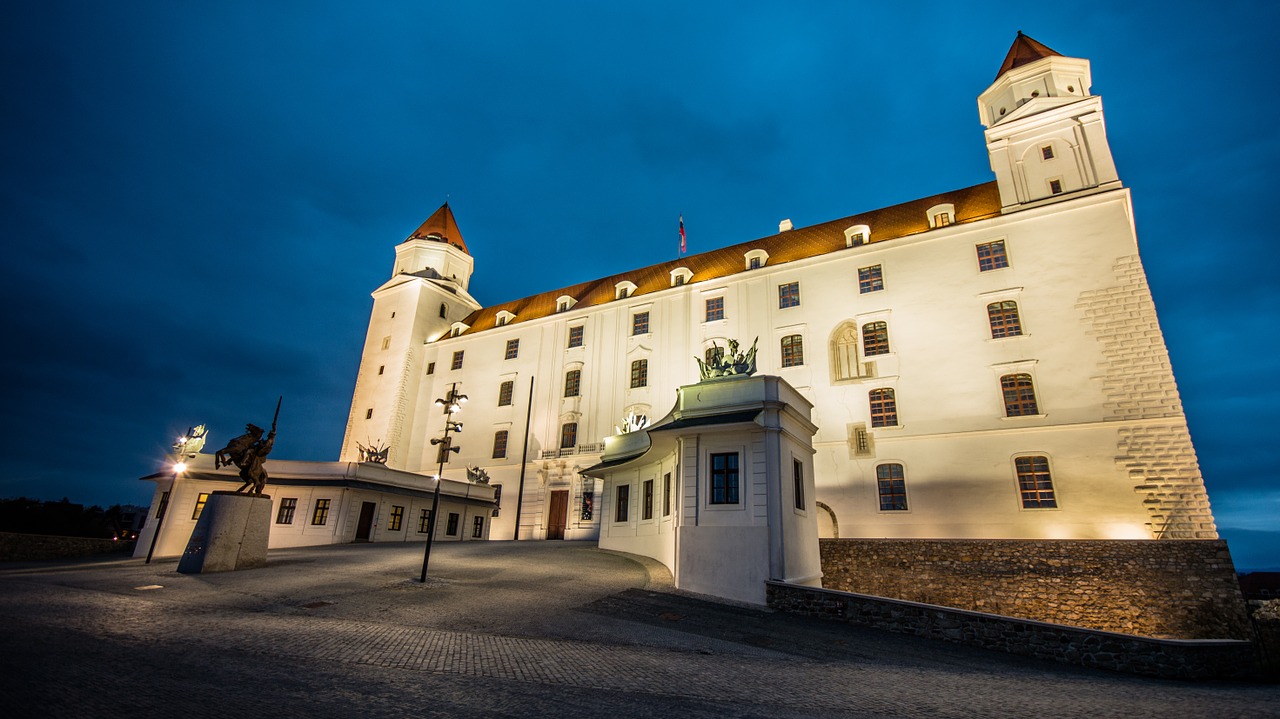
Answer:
[177,491,272,574]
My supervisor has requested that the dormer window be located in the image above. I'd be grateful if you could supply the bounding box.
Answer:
[555,295,577,313]
[670,267,693,287]
[926,203,956,229]
[844,224,871,248]
[615,281,637,300]
[449,321,470,338]
[496,310,516,327]
[744,249,769,270]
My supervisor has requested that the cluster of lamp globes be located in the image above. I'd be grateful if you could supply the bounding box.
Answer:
[429,388,468,466]
[170,424,208,475]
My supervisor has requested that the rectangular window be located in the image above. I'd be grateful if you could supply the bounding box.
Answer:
[446,512,460,536]
[1041,145,1054,160]
[663,472,672,516]
[498,380,514,406]
[935,212,952,227]
[710,452,739,505]
[1001,373,1040,417]
[1048,178,1063,195]
[568,325,584,348]
[749,256,762,270]
[615,484,630,522]
[793,459,805,510]
[427,362,435,375]
[192,493,210,520]
[642,479,654,520]
[630,359,648,388]
[560,422,577,449]
[1016,456,1058,508]
[472,515,484,538]
[781,334,804,368]
[311,498,331,525]
[492,430,509,459]
[276,498,297,524]
[877,464,908,511]
[451,350,464,370]
[492,485,502,517]
[633,311,649,335]
[564,369,581,397]
[504,339,519,360]
[976,240,1009,271]
[869,388,898,428]
[381,336,391,350]
[987,300,1023,339]
[778,281,800,308]
[858,265,884,293]
[156,491,170,519]
[705,297,724,322]
[377,365,384,375]
[849,232,865,246]
[418,508,432,533]
[862,321,890,356]
[365,408,373,420]
[388,505,404,531]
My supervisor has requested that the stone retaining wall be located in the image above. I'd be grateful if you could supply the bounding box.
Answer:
[766,581,1260,680]
[820,538,1250,639]
[0,532,135,562]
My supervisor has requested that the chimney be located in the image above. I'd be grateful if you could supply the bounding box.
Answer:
[778,218,793,232]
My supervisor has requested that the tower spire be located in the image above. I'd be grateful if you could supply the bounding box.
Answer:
[994,32,1062,80]
[407,202,469,254]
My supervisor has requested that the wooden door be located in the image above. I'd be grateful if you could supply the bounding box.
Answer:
[547,490,569,540]
[355,501,376,541]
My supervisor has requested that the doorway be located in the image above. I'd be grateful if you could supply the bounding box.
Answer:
[355,501,376,541]
[546,490,569,540]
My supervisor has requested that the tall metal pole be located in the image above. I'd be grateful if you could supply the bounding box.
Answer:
[421,383,462,582]
[513,375,534,540]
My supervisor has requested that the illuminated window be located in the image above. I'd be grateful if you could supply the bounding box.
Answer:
[633,311,649,335]
[615,484,630,522]
[418,508,432,533]
[472,515,484,538]
[781,334,804,368]
[705,297,724,322]
[934,212,952,226]
[977,240,1009,271]
[869,388,898,427]
[276,498,297,524]
[192,493,210,520]
[446,512,460,536]
[987,301,1023,338]
[504,339,519,360]
[388,505,404,531]
[311,499,331,526]
[793,459,805,510]
[663,472,672,516]
[876,464,908,511]
[565,369,581,397]
[630,359,648,388]
[862,321,890,356]
[497,380,514,406]
[858,265,884,293]
[492,430,508,459]
[710,452,739,504]
[642,479,654,520]
[778,281,800,308]
[1016,456,1057,508]
[451,351,464,370]
[560,422,577,449]
[1001,373,1039,416]
[568,326,584,348]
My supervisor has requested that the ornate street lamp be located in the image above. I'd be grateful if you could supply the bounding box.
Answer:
[420,384,466,582]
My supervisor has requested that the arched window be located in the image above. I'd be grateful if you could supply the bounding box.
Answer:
[439,303,447,318]
[1015,455,1057,508]
[780,334,804,367]
[830,324,860,382]
[1001,373,1039,416]
[987,301,1022,338]
[862,321,890,356]
[869,388,897,427]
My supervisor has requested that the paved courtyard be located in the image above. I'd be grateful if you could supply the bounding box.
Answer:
[1,540,1276,718]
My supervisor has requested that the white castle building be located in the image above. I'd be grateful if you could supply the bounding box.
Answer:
[337,33,1218,549]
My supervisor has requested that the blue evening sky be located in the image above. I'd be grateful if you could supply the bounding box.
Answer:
[2,2,1276,569]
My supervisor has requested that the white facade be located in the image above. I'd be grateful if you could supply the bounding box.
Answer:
[338,36,1217,545]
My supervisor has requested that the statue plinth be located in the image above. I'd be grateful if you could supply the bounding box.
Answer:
[177,491,273,574]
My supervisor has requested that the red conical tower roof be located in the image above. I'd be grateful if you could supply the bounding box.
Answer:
[406,202,468,254]
[995,32,1062,81]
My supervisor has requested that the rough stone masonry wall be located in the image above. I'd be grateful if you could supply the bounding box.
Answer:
[820,538,1251,639]
[1076,254,1216,538]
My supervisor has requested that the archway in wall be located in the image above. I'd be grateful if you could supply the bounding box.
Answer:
[815,501,839,539]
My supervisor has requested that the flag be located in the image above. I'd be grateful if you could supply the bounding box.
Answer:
[679,215,686,255]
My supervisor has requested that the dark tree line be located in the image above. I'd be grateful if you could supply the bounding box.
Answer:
[0,497,144,540]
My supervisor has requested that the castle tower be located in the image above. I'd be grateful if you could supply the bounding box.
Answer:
[340,203,482,467]
[978,32,1121,212]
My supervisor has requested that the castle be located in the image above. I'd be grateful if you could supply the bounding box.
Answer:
[335,33,1218,548]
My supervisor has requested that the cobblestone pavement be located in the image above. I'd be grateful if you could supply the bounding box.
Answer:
[1,541,1277,718]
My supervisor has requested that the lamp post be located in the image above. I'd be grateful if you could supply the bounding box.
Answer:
[420,383,466,582]
[145,425,206,564]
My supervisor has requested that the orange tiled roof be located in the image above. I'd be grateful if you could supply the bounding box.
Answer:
[407,202,469,254]
[995,32,1061,81]
[445,182,1001,339]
